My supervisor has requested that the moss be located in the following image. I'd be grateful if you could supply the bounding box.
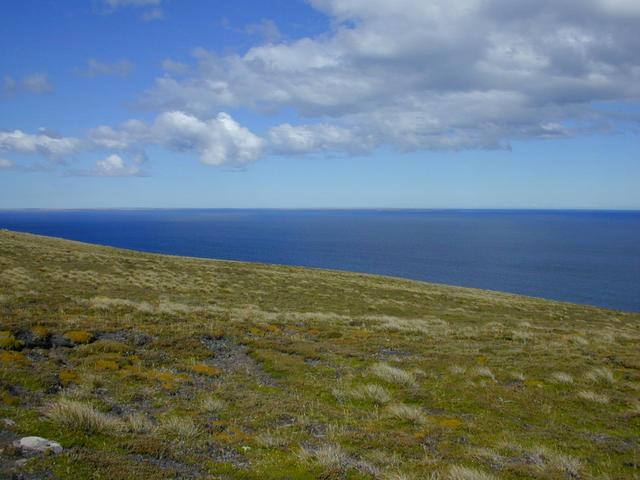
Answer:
[190,363,222,377]
[64,330,93,344]
[59,369,80,386]
[1,391,20,406]
[0,330,22,350]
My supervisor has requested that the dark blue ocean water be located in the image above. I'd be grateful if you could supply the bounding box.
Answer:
[1,209,639,312]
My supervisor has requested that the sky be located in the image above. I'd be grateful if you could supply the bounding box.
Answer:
[0,0,639,209]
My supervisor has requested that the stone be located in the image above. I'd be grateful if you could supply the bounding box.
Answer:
[14,436,63,455]
[2,418,16,427]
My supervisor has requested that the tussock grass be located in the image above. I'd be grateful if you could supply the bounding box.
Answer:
[585,367,615,384]
[156,416,200,438]
[46,399,123,434]
[348,383,392,405]
[199,396,226,413]
[578,390,609,404]
[550,372,573,384]
[473,367,495,381]
[371,362,416,387]
[447,465,496,480]
[298,443,349,473]
[386,403,427,425]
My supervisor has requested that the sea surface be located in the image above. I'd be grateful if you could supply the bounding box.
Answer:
[1,209,639,312]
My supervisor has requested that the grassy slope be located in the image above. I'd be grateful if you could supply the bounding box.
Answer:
[0,229,639,480]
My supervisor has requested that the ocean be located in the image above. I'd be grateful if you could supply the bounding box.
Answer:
[1,209,639,312]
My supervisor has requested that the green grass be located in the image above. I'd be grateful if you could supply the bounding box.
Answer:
[0,229,639,479]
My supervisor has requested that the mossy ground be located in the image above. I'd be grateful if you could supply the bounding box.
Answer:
[0,229,639,479]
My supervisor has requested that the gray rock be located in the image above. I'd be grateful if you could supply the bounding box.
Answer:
[14,436,63,455]
[50,334,73,348]
[2,418,16,428]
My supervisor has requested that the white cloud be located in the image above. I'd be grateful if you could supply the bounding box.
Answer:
[153,111,264,165]
[78,59,133,77]
[0,130,81,158]
[268,123,374,155]
[243,19,283,43]
[138,0,640,154]
[92,153,145,177]
[141,8,164,21]
[161,58,189,75]
[0,158,14,169]
[88,111,265,166]
[3,74,53,95]
[22,74,54,94]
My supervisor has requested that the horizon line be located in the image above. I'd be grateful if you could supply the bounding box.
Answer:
[1,207,640,213]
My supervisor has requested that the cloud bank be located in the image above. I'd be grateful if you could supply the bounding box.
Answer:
[4,0,640,173]
[140,0,640,154]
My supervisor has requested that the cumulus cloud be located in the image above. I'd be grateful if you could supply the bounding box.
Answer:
[138,0,640,154]
[88,111,265,165]
[161,58,189,75]
[0,129,81,158]
[92,153,145,176]
[77,59,134,77]
[2,74,53,95]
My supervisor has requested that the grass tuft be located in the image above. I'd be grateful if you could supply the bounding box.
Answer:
[371,362,416,387]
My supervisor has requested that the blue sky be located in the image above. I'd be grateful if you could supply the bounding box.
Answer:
[1,0,639,209]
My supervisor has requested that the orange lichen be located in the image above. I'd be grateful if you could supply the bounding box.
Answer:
[59,370,80,386]
[437,418,462,429]
[0,350,28,365]
[95,359,119,370]
[191,364,221,377]
[64,330,93,344]
[161,382,178,392]
[31,326,50,338]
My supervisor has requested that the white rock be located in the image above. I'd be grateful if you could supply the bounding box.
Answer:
[14,436,63,454]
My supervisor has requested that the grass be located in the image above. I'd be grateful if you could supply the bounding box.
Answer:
[0,229,639,479]
[370,362,416,387]
[46,399,123,434]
